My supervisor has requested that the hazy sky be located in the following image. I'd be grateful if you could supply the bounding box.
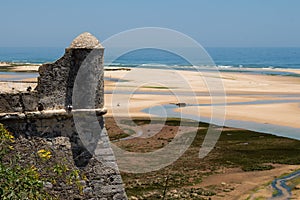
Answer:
[1,0,300,47]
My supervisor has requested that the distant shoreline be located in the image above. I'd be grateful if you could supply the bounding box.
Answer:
[1,46,300,69]
[1,61,300,77]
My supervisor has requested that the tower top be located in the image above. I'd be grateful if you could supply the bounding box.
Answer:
[69,32,103,49]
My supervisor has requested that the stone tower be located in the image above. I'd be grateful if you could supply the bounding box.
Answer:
[0,33,127,199]
[36,32,104,110]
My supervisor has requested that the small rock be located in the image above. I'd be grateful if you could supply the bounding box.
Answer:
[130,196,138,200]
[221,182,226,186]
[113,193,127,200]
[171,189,178,193]
[83,187,93,195]
[43,181,53,189]
[78,180,86,186]
[52,137,71,149]
[59,183,66,187]
[295,185,300,190]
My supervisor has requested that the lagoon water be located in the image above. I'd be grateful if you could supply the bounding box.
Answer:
[142,103,300,141]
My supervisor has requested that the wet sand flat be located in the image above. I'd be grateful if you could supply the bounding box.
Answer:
[104,68,300,130]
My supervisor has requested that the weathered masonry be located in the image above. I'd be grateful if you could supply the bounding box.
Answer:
[0,32,127,199]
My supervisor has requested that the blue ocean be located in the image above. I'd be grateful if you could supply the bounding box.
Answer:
[1,47,300,69]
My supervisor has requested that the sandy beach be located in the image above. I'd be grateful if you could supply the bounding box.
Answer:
[105,67,300,130]
[0,62,40,71]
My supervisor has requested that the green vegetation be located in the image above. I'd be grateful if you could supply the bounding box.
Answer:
[0,124,49,199]
[0,124,86,199]
[106,117,300,199]
[121,117,202,127]
[272,189,280,197]
[242,164,274,172]
[213,129,300,169]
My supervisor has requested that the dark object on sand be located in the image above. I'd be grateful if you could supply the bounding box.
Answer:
[172,103,187,107]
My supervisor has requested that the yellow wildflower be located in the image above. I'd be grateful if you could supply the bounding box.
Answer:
[9,135,15,143]
[37,149,52,160]
[31,165,37,171]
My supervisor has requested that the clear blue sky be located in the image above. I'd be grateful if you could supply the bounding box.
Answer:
[1,0,300,47]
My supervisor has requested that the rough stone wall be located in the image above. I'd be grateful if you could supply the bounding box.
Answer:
[36,48,104,110]
[0,32,127,200]
[0,92,38,113]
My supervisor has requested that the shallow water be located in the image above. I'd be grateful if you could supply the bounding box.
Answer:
[142,103,300,140]
[271,170,300,199]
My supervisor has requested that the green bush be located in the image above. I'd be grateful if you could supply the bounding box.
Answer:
[0,124,50,199]
[0,124,86,199]
[0,163,47,200]
[242,164,274,172]
[0,124,15,159]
